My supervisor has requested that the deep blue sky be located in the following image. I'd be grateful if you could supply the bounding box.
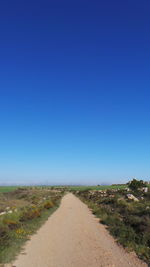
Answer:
[0,0,150,185]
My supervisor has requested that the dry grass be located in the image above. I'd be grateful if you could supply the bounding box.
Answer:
[0,187,64,263]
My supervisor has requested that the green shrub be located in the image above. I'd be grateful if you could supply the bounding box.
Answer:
[20,207,41,221]
[136,245,150,262]
[3,219,19,230]
[128,179,147,192]
[2,213,21,230]
[43,200,54,209]
[0,222,9,246]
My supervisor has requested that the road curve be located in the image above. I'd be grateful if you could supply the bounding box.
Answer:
[13,193,147,267]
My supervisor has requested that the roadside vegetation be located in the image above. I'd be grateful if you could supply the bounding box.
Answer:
[74,179,150,265]
[0,187,64,263]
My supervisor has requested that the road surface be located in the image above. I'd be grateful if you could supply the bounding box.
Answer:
[13,193,147,267]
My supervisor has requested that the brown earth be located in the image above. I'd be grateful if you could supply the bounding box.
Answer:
[12,193,147,267]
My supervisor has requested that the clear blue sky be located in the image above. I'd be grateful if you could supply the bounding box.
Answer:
[0,0,150,185]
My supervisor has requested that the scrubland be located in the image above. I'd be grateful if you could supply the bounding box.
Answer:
[0,183,149,266]
[74,186,150,265]
[0,187,64,263]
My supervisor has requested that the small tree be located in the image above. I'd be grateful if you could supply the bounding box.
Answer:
[128,179,146,191]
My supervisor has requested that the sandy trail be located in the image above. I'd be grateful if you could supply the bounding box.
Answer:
[13,193,147,267]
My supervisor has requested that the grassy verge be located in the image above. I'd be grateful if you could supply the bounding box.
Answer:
[0,198,62,264]
[75,190,150,265]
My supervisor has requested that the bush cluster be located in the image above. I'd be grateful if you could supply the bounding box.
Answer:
[0,198,55,259]
[43,200,54,209]
[76,188,150,265]
[20,206,41,221]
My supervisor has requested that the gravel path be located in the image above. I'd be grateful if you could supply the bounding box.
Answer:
[13,193,147,267]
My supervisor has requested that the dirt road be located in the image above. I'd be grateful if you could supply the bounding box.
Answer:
[13,193,147,267]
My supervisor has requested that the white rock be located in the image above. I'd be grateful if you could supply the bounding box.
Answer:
[127,194,139,202]
[8,210,13,214]
[143,187,148,193]
[0,211,6,216]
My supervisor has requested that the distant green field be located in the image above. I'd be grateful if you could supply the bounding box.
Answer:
[0,186,18,193]
[60,185,127,191]
[0,184,149,193]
